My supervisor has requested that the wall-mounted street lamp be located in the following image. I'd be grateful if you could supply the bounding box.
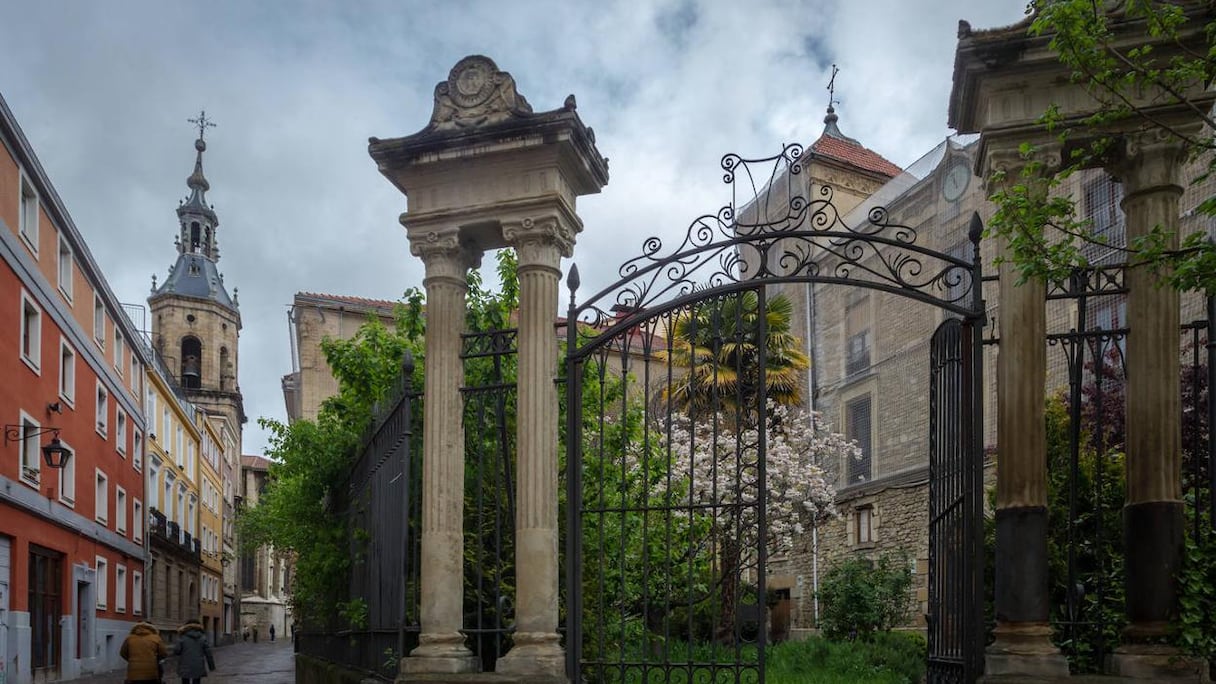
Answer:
[4,425,73,469]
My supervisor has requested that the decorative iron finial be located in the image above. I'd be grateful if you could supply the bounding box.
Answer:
[567,263,580,302]
[188,110,216,140]
[968,211,984,245]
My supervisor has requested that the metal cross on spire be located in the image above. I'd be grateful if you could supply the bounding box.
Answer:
[827,64,840,108]
[188,110,216,140]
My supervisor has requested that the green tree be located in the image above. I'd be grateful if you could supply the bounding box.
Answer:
[987,1,1216,294]
[659,290,809,414]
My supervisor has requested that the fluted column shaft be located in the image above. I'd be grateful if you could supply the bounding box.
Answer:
[984,146,1069,677]
[1112,133,1186,642]
[497,216,571,679]
[402,235,479,675]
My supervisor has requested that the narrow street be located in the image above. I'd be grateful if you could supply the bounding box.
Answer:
[68,638,295,684]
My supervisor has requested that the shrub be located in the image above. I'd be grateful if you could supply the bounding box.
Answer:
[817,552,913,640]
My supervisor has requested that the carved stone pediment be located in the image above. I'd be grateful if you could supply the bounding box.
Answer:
[429,55,533,131]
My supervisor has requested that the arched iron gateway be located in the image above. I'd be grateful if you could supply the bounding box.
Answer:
[563,146,987,683]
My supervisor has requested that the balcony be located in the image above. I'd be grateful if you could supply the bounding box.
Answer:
[150,509,167,539]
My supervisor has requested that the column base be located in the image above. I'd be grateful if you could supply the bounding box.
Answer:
[985,623,1070,678]
[494,632,566,681]
[1109,643,1210,681]
[399,633,479,676]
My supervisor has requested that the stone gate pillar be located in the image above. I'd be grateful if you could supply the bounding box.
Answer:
[370,56,608,682]
[1106,128,1194,679]
[495,216,573,679]
[983,145,1071,679]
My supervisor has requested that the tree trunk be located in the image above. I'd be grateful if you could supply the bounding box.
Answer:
[714,530,741,643]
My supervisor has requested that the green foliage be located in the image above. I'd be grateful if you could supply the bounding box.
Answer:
[1175,519,1216,659]
[987,1,1216,293]
[1043,395,1126,672]
[816,553,913,641]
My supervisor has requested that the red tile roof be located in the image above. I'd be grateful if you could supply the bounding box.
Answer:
[811,133,902,179]
[241,455,273,470]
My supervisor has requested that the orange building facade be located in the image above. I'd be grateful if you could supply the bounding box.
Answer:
[0,94,151,683]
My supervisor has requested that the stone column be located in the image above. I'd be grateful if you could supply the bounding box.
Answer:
[1108,130,1191,678]
[984,146,1070,678]
[495,216,572,681]
[400,231,481,676]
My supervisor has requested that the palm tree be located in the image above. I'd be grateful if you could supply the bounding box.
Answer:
[658,289,808,416]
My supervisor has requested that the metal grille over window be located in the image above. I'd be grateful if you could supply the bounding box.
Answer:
[845,295,871,377]
[1082,175,1126,267]
[846,395,873,484]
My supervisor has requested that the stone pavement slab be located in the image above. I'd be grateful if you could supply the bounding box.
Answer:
[61,639,295,684]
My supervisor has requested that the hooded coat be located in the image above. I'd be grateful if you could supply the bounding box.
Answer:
[173,622,215,678]
[120,622,168,681]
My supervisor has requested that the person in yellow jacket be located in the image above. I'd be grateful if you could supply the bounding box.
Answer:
[120,621,168,684]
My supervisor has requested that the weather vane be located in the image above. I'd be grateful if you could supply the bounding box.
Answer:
[188,110,216,140]
[827,64,840,109]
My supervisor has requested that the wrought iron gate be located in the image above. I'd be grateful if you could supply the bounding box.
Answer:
[927,317,985,683]
[563,146,988,683]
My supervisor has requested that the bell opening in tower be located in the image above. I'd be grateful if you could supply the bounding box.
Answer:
[181,336,203,389]
[190,222,202,252]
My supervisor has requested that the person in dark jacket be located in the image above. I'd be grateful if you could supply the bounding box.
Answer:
[120,621,168,684]
[173,619,216,684]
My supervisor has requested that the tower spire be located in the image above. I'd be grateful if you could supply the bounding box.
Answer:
[176,110,220,261]
[820,64,857,143]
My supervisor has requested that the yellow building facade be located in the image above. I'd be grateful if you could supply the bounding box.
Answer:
[198,413,224,644]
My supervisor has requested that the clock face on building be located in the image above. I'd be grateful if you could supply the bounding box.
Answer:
[942,161,971,202]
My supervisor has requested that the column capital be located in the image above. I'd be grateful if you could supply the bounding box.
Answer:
[409,229,483,286]
[503,215,576,270]
[981,140,1063,192]
[1108,127,1198,199]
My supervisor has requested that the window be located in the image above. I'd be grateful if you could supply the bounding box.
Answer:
[1082,174,1126,267]
[95,469,108,523]
[133,430,143,471]
[162,407,170,445]
[133,571,143,615]
[114,332,124,377]
[147,462,160,512]
[844,293,870,377]
[116,487,127,533]
[18,413,41,485]
[856,505,874,544]
[116,409,127,456]
[59,339,76,406]
[96,383,108,437]
[187,497,196,536]
[20,291,41,372]
[133,498,144,542]
[176,426,184,468]
[845,395,873,485]
[115,565,127,613]
[93,295,106,349]
[57,235,73,301]
[57,438,75,504]
[19,171,38,253]
[95,556,108,610]
[164,477,173,521]
[187,442,195,480]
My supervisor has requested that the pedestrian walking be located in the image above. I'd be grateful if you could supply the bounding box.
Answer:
[120,621,168,684]
[269,624,276,642]
[173,618,216,684]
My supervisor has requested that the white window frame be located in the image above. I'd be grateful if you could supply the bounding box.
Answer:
[116,486,127,534]
[114,331,124,377]
[57,437,75,505]
[95,469,108,524]
[93,294,105,349]
[59,337,76,408]
[56,234,73,302]
[147,462,160,512]
[95,556,108,610]
[20,290,42,374]
[18,411,41,486]
[133,571,143,615]
[96,382,108,437]
[18,170,38,255]
[133,498,144,542]
[116,408,127,456]
[115,564,127,613]
[133,429,143,472]
[176,426,183,468]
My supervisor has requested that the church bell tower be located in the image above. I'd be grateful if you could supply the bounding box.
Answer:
[149,112,246,436]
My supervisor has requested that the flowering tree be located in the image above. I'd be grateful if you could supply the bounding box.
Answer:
[656,402,859,641]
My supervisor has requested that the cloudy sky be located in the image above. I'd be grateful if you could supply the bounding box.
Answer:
[1,0,1026,455]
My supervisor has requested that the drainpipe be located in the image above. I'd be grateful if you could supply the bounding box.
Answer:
[812,520,820,627]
